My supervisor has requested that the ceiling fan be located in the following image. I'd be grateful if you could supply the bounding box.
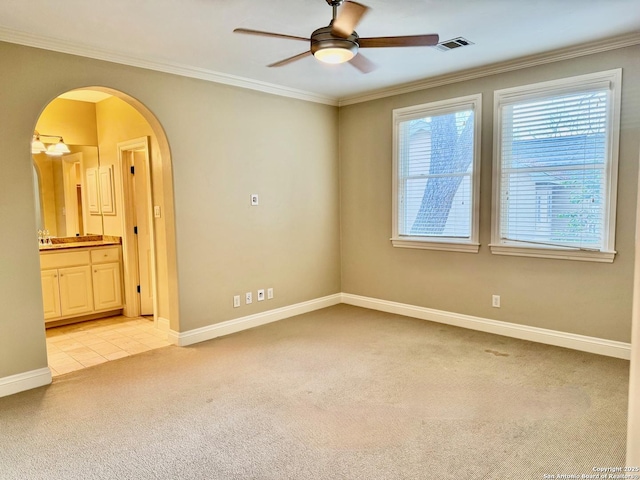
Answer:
[233,0,439,73]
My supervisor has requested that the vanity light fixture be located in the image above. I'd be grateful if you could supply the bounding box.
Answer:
[45,145,63,157]
[49,138,71,156]
[31,133,46,154]
[32,131,71,156]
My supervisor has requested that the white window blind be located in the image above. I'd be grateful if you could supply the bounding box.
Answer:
[392,95,481,252]
[492,70,621,261]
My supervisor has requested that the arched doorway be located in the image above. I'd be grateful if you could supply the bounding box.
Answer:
[32,87,179,375]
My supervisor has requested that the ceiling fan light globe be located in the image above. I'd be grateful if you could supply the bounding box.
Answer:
[310,26,359,65]
[314,47,355,64]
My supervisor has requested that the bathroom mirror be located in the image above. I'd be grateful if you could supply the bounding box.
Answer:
[32,145,104,236]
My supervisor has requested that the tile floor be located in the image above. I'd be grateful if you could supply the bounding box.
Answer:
[46,316,171,376]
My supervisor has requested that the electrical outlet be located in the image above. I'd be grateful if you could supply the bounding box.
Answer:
[154,205,162,218]
[257,289,265,301]
[246,292,252,305]
[251,194,259,206]
[267,288,273,300]
[492,295,501,308]
[233,295,240,308]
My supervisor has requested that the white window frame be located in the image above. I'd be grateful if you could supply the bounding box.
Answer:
[391,94,482,253]
[491,69,622,263]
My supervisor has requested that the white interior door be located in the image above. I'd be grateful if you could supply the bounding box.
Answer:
[118,137,156,320]
[131,150,153,316]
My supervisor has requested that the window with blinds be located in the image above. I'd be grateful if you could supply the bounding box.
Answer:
[492,70,621,262]
[392,94,481,252]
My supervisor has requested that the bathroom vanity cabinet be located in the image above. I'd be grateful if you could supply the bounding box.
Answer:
[40,244,123,325]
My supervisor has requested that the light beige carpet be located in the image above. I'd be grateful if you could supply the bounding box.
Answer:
[0,305,629,479]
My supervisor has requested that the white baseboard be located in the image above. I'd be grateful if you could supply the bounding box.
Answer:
[156,316,170,332]
[159,291,631,359]
[0,367,52,398]
[168,294,342,347]
[341,293,631,360]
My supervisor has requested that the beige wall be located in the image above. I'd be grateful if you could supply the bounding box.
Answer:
[166,83,340,329]
[339,45,640,343]
[0,41,340,379]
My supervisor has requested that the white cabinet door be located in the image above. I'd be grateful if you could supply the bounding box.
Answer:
[41,269,61,320]
[58,265,94,316]
[93,262,123,311]
[99,165,115,215]
[86,168,100,214]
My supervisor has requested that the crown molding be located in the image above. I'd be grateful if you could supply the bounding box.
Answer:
[338,32,640,106]
[2,26,638,109]
[0,26,338,107]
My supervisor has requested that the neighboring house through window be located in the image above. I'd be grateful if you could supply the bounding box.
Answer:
[392,94,482,252]
[491,69,622,262]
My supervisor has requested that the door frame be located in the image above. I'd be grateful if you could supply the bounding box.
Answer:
[627,148,640,464]
[117,136,157,322]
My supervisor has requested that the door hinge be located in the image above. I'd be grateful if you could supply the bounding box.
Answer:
[130,166,135,174]
[137,285,141,294]
[134,226,138,234]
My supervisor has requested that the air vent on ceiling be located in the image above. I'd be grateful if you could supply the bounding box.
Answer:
[435,37,474,52]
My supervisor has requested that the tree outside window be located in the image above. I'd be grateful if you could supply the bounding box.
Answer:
[392,94,481,253]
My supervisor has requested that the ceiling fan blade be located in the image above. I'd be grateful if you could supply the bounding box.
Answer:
[331,1,370,38]
[233,28,309,42]
[267,51,312,68]
[348,53,376,74]
[358,34,439,48]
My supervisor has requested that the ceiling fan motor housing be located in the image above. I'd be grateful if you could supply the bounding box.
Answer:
[311,26,359,56]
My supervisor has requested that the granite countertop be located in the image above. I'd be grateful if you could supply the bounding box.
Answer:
[39,235,121,251]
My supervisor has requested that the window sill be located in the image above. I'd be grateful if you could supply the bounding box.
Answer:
[489,244,616,263]
[391,237,480,253]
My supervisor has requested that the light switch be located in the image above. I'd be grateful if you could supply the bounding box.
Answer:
[251,194,259,206]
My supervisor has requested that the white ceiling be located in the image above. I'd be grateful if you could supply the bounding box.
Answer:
[58,90,112,103]
[1,0,638,103]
